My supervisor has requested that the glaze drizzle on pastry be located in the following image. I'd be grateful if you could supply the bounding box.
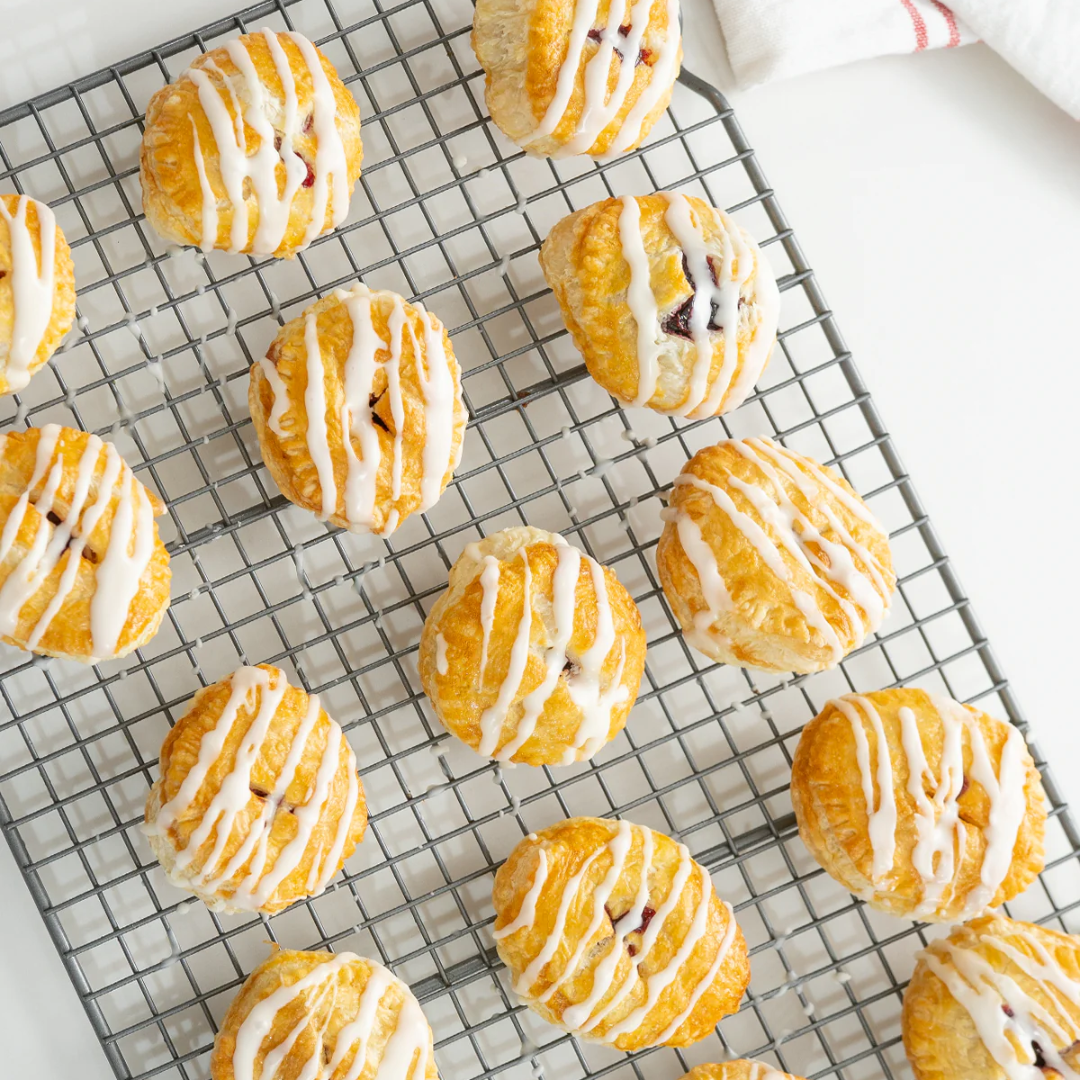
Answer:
[618,193,779,417]
[839,693,1029,918]
[916,919,1080,1079]
[669,436,891,663]
[528,0,681,156]
[258,284,458,537]
[186,28,349,254]
[227,952,431,1080]
[0,424,160,660]
[475,537,629,762]
[494,819,741,1045]
[0,195,58,392]
[146,665,360,911]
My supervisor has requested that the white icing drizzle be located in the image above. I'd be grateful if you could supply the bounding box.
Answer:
[921,924,1080,1080]
[833,695,896,886]
[184,29,348,255]
[618,196,661,407]
[478,547,532,757]
[605,0,681,155]
[836,692,1030,917]
[661,193,754,419]
[493,847,549,940]
[149,667,359,910]
[745,1065,787,1080]
[0,425,156,660]
[529,0,601,143]
[231,953,430,1080]
[669,436,890,660]
[189,118,219,253]
[304,310,337,519]
[474,539,628,762]
[259,285,458,537]
[435,632,449,676]
[477,554,500,689]
[0,195,58,391]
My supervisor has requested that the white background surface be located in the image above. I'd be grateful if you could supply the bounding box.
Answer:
[1,1,1078,1076]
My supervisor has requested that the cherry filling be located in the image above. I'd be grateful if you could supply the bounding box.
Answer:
[585,25,651,66]
[250,785,296,815]
[44,509,99,563]
[603,903,657,957]
[1000,1004,1062,1074]
[368,390,392,434]
[959,774,970,797]
[273,133,317,189]
[661,253,749,340]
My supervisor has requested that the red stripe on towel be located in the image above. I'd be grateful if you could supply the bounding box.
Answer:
[931,1,962,47]
[899,0,929,51]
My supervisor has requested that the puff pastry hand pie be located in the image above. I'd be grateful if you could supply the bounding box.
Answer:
[540,194,779,417]
[0,425,170,662]
[682,1062,805,1080]
[249,284,467,537]
[141,29,363,258]
[492,816,748,1050]
[211,948,437,1080]
[472,0,682,157]
[657,437,895,673]
[419,527,646,766]
[903,915,1080,1080]
[0,194,76,395]
[144,664,367,914]
[792,689,1045,922]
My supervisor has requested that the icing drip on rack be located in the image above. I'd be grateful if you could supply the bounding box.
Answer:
[497,823,737,1043]
[0,425,156,659]
[837,693,1029,916]
[185,28,348,254]
[669,436,890,657]
[474,538,628,762]
[525,0,681,156]
[258,284,458,537]
[0,195,58,391]
[148,666,359,909]
[230,953,430,1080]
[920,923,1080,1080]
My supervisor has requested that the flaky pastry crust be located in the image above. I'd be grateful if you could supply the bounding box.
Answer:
[492,816,748,1050]
[682,1062,806,1080]
[418,527,646,765]
[657,437,895,673]
[211,948,437,1080]
[903,915,1080,1080]
[141,30,362,258]
[540,194,779,416]
[145,664,367,914]
[472,0,682,157]
[0,425,170,662]
[0,194,76,395]
[792,689,1045,922]
[249,285,467,536]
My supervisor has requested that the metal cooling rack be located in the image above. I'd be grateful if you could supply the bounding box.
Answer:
[0,1,1077,1079]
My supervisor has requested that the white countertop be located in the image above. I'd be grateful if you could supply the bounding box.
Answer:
[2,1,1079,1076]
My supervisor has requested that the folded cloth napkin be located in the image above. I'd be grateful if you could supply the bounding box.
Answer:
[713,0,1080,120]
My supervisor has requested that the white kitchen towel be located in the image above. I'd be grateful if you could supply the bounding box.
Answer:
[713,0,1080,120]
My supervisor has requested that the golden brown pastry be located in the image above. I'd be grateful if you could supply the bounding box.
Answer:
[472,0,682,157]
[0,194,76,395]
[141,29,362,258]
[540,194,779,416]
[418,527,646,766]
[903,914,1080,1080]
[682,1062,806,1080]
[144,664,366,914]
[791,689,1045,922]
[0,424,170,662]
[492,816,748,1050]
[656,437,895,673]
[249,284,466,537]
[210,948,437,1080]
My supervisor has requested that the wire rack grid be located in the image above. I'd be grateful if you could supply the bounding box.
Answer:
[0,1,1077,1079]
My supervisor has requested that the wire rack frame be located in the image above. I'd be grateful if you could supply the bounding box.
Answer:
[0,1,1077,1080]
